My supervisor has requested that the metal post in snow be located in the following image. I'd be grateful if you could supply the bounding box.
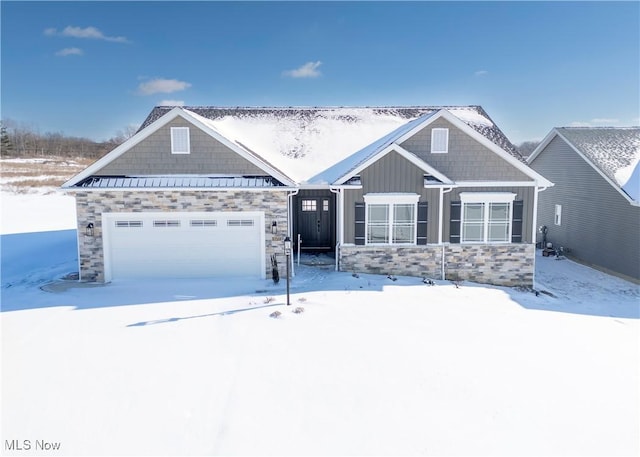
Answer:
[284,236,291,306]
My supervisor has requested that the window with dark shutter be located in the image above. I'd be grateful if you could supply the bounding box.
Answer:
[417,202,428,245]
[450,201,461,243]
[511,200,524,243]
[354,202,365,245]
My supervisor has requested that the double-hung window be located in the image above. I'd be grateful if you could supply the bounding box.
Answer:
[364,194,419,245]
[460,192,516,243]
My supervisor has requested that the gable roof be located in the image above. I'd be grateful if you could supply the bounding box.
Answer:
[529,127,640,203]
[309,112,451,185]
[138,105,525,183]
[63,107,297,188]
[309,109,551,186]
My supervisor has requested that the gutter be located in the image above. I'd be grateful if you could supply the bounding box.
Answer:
[287,189,300,277]
[329,187,344,271]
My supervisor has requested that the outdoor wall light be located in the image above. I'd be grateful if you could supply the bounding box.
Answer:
[271,220,278,234]
[86,223,94,237]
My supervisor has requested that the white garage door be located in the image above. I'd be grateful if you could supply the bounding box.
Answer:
[103,212,264,280]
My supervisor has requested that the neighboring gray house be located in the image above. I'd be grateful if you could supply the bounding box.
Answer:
[62,106,552,286]
[528,127,640,282]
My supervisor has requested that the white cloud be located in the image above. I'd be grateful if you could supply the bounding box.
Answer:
[44,26,129,43]
[55,47,83,57]
[474,70,488,76]
[283,61,322,78]
[137,78,192,95]
[569,121,592,127]
[571,118,622,127]
[591,118,619,124]
[159,100,185,106]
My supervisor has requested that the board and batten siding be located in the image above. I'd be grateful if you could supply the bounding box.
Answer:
[342,149,443,244]
[530,135,640,281]
[97,117,266,176]
[400,118,530,182]
[342,149,536,245]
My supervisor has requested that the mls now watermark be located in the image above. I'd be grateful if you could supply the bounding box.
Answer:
[5,439,62,452]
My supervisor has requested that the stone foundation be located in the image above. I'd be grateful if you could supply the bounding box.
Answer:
[339,243,534,286]
[74,190,289,282]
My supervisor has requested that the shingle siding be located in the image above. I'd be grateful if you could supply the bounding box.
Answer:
[98,118,265,176]
[400,118,530,181]
[530,135,640,281]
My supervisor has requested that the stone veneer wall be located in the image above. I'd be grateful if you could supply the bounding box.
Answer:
[339,246,443,279]
[339,243,534,286]
[75,190,289,282]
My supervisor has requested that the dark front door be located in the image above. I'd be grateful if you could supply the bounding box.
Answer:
[296,195,333,250]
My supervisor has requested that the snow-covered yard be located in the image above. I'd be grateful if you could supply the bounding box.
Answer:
[1,190,638,456]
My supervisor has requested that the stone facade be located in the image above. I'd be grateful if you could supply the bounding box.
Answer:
[74,190,289,282]
[339,246,443,279]
[339,243,534,286]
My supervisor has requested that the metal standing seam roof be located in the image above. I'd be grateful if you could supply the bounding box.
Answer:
[76,176,286,189]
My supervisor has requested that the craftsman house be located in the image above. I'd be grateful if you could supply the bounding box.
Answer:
[528,127,639,282]
[62,106,552,286]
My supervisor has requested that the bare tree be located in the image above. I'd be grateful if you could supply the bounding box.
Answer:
[0,118,130,158]
[517,141,540,159]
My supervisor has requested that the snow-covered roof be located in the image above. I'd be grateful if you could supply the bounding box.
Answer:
[139,106,523,183]
[557,127,640,202]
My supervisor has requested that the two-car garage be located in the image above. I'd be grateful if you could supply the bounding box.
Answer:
[101,211,265,281]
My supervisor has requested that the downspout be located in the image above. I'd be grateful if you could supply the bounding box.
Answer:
[287,189,300,277]
[531,185,549,287]
[329,187,343,271]
[440,186,454,280]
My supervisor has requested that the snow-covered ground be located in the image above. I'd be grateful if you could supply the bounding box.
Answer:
[1,190,639,456]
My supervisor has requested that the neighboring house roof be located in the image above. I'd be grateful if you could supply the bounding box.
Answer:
[529,127,640,203]
[138,105,526,183]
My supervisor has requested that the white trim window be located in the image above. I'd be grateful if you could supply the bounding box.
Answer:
[364,194,419,245]
[554,204,562,226]
[171,127,190,154]
[460,192,516,243]
[431,128,449,154]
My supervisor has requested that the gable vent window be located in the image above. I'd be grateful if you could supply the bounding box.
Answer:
[190,219,217,227]
[154,220,180,228]
[171,127,190,154]
[115,220,143,228]
[431,128,449,154]
[227,219,254,227]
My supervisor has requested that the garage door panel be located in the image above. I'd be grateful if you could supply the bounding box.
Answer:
[105,212,264,280]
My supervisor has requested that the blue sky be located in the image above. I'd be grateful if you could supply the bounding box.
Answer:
[1,1,638,144]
